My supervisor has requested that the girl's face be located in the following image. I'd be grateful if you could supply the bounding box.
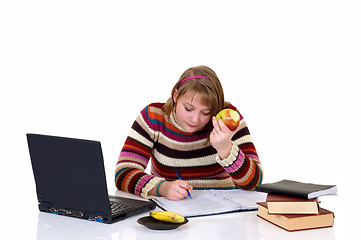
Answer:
[173,90,212,133]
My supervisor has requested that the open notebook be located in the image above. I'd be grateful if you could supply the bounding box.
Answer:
[152,189,267,217]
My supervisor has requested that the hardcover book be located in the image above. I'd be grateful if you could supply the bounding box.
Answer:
[257,202,334,231]
[266,193,319,214]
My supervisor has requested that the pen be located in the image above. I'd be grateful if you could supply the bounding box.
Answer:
[175,170,192,199]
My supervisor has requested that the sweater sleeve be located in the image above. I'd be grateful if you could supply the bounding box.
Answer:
[215,111,263,190]
[115,105,164,199]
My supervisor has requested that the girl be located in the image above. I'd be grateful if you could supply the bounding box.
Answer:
[115,66,263,200]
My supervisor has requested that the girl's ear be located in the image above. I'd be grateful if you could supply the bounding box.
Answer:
[172,89,178,103]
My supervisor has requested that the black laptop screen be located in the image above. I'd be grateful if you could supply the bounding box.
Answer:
[27,134,112,217]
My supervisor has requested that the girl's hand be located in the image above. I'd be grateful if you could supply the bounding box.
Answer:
[210,116,241,159]
[158,180,193,201]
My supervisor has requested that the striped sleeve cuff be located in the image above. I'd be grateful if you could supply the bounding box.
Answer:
[140,177,165,199]
[215,141,243,168]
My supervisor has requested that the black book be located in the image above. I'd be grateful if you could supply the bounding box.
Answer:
[255,179,337,199]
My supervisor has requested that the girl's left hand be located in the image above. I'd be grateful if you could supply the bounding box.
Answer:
[210,116,241,159]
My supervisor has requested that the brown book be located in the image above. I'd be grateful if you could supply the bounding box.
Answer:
[257,202,334,231]
[266,193,319,214]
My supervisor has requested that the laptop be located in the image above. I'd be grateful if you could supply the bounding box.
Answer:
[26,133,156,224]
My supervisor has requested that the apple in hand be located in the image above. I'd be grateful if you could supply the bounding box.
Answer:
[216,109,240,131]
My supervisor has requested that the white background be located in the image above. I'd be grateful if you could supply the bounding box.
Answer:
[1,0,360,238]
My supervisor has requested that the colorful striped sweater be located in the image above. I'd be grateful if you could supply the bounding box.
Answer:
[115,102,263,198]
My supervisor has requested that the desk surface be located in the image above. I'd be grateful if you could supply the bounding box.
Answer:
[6,187,354,240]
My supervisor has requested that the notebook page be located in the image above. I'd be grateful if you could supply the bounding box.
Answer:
[152,190,242,217]
[208,189,267,210]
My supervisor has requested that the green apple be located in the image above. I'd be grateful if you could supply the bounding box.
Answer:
[216,109,240,131]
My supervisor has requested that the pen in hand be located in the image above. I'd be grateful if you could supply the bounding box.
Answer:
[175,170,192,199]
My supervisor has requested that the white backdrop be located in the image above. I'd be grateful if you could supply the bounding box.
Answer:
[1,0,360,238]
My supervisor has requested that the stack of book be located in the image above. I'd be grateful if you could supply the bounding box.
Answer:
[255,179,337,232]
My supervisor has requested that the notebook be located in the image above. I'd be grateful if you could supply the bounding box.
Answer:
[26,133,156,224]
[152,189,267,217]
[255,179,337,199]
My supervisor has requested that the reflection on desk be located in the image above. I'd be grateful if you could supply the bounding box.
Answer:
[257,216,335,240]
[36,207,335,240]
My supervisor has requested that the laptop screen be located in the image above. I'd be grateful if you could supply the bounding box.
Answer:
[27,134,112,219]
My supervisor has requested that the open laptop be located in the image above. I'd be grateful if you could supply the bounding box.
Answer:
[26,133,156,224]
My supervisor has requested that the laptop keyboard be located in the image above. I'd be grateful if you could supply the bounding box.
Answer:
[110,201,135,215]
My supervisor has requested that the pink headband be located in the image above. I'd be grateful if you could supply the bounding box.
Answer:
[177,75,209,88]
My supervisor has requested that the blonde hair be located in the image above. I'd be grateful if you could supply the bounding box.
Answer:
[163,66,228,117]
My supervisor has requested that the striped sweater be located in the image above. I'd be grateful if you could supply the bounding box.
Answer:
[115,102,263,198]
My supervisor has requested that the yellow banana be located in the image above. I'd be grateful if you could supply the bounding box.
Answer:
[150,211,185,223]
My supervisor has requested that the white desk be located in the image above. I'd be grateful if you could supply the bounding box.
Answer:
[31,189,339,240]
